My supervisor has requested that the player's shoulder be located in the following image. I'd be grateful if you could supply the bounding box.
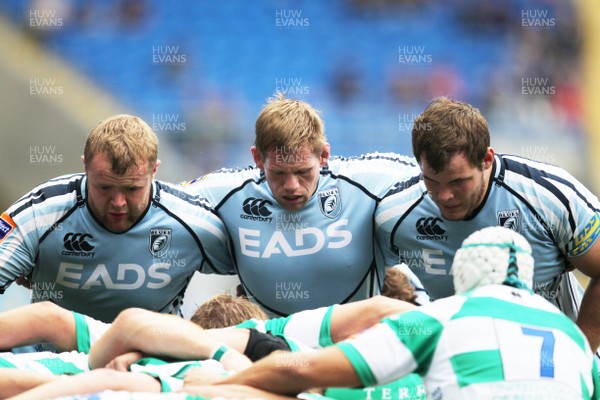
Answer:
[8,173,84,216]
[496,153,598,204]
[498,153,579,182]
[181,165,262,189]
[325,152,420,196]
[328,152,418,171]
[23,173,84,199]
[154,180,215,211]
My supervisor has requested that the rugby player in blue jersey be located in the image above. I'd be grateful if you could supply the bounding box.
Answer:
[0,115,233,323]
[376,96,600,354]
[183,94,420,316]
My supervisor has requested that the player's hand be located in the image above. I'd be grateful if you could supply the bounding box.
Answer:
[105,351,144,371]
[15,275,31,289]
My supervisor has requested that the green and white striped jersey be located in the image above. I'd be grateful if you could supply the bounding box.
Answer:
[237,304,427,400]
[0,350,89,375]
[336,285,599,399]
[236,304,335,351]
[129,357,229,392]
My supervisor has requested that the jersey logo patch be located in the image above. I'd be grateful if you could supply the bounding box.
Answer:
[318,188,341,219]
[240,197,274,222]
[415,217,447,240]
[63,233,95,252]
[498,209,521,231]
[62,233,96,258]
[150,228,172,258]
[243,197,273,217]
[0,213,16,243]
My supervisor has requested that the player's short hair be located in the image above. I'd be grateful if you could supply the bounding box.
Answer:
[381,267,418,304]
[452,226,534,293]
[191,293,269,329]
[412,96,489,173]
[84,114,158,175]
[254,92,326,160]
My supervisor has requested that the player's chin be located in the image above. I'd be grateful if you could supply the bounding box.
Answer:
[440,207,467,221]
[105,219,134,233]
[280,197,306,211]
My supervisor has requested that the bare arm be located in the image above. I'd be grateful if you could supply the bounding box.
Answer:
[7,369,161,400]
[216,347,361,396]
[0,370,58,398]
[0,302,77,352]
[88,308,252,372]
[568,240,600,352]
[577,277,600,352]
[329,295,415,343]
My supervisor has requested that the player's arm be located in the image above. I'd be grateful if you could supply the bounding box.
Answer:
[329,295,415,343]
[0,302,77,352]
[7,369,161,400]
[88,308,252,372]
[213,346,361,396]
[0,369,58,398]
[568,239,600,352]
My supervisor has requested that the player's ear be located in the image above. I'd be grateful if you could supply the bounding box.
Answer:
[319,143,331,166]
[251,146,265,170]
[81,155,86,170]
[482,147,494,170]
[152,160,161,176]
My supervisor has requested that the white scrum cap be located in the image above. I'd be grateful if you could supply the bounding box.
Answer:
[452,226,534,293]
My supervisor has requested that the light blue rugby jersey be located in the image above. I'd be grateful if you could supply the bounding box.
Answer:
[0,173,233,322]
[376,154,600,307]
[183,153,419,316]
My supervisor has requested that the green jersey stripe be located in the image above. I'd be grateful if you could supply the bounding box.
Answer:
[452,295,587,350]
[450,349,504,387]
[336,342,377,387]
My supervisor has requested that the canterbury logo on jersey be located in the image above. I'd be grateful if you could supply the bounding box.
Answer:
[241,197,273,222]
[415,217,447,240]
[62,232,95,257]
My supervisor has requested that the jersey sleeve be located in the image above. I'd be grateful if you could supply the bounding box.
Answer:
[72,311,111,353]
[181,166,261,207]
[502,156,600,257]
[328,153,420,199]
[275,305,334,349]
[374,177,426,268]
[335,310,443,387]
[158,182,235,275]
[0,212,36,291]
[0,174,82,292]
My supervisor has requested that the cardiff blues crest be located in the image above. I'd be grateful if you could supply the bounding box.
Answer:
[149,228,172,258]
[498,209,521,232]
[318,187,341,219]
